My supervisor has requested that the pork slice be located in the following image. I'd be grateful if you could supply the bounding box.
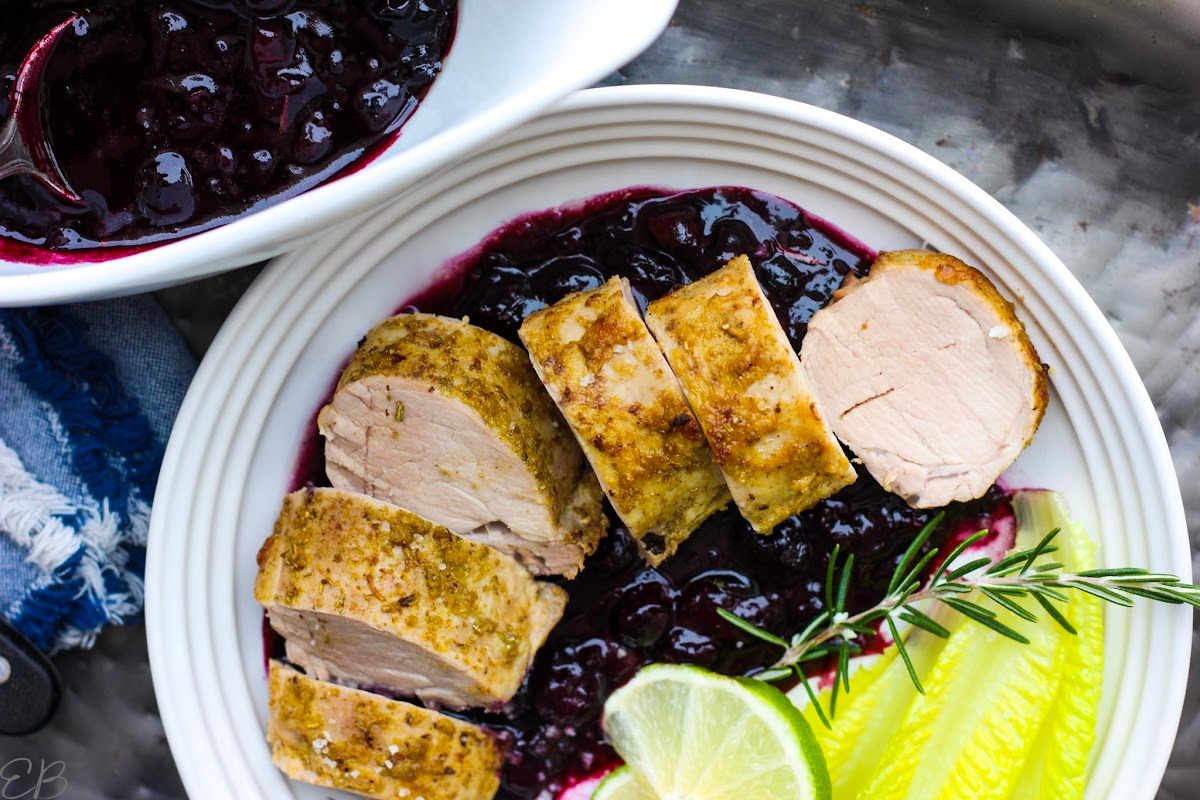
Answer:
[800,249,1048,508]
[645,255,857,533]
[267,661,502,800]
[519,277,731,565]
[255,488,568,710]
[319,312,607,577]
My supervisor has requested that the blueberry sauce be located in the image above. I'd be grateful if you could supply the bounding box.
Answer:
[0,0,456,257]
[283,186,1015,799]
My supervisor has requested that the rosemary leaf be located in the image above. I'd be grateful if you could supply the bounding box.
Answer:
[942,557,994,583]
[800,671,830,729]
[1102,573,1184,584]
[836,554,855,613]
[1020,528,1061,575]
[980,587,1039,622]
[979,583,1033,597]
[1053,581,1135,608]
[932,530,991,585]
[1030,590,1078,635]
[755,668,793,683]
[1029,584,1070,603]
[941,598,1031,644]
[1119,586,1184,605]
[985,544,1060,576]
[717,608,789,648]
[985,549,1038,576]
[897,605,951,638]
[855,608,890,625]
[887,616,925,695]
[1075,567,1149,578]
[889,512,944,595]
[839,645,851,693]
[1153,588,1200,609]
[941,596,996,619]
[798,648,840,663]
[824,544,840,616]
[895,548,942,599]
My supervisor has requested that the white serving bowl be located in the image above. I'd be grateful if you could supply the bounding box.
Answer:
[0,0,677,307]
[146,85,1191,799]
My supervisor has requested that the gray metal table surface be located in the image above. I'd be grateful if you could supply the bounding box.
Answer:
[3,0,1197,797]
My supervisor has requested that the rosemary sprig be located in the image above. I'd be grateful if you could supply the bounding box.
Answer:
[718,525,1200,727]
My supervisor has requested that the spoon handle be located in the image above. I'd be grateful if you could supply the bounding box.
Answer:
[0,15,84,205]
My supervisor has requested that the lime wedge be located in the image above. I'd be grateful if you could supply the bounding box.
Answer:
[1010,490,1104,800]
[592,767,656,800]
[602,664,831,800]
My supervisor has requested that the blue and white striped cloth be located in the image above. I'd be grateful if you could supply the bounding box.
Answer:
[0,297,194,653]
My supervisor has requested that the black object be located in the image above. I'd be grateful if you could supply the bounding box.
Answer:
[0,617,61,735]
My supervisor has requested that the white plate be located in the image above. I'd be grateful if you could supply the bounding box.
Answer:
[146,85,1191,799]
[0,0,677,306]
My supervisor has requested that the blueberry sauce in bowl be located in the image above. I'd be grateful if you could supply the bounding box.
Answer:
[284,186,1017,799]
[0,0,456,254]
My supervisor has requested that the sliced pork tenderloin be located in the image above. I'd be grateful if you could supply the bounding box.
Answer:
[645,255,857,533]
[255,488,568,710]
[268,661,503,800]
[319,312,607,577]
[800,248,1048,508]
[519,277,731,565]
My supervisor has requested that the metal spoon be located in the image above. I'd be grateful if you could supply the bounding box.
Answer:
[0,15,84,206]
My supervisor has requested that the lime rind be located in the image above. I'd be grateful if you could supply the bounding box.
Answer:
[603,663,831,800]
[592,766,657,800]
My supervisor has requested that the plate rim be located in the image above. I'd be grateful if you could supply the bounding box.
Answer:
[147,83,1191,799]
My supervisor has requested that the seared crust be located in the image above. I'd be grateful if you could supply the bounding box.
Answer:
[869,249,1048,438]
[268,661,502,800]
[645,256,857,533]
[322,312,607,567]
[255,488,567,707]
[520,277,731,565]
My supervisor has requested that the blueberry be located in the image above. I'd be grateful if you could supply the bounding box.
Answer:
[620,248,688,303]
[161,72,227,141]
[605,641,642,685]
[610,574,673,648]
[677,570,758,632]
[587,524,639,577]
[354,75,414,133]
[215,146,237,175]
[136,151,196,226]
[710,218,759,261]
[661,626,720,667]
[249,147,278,184]
[531,646,604,726]
[530,255,606,302]
[748,515,812,571]
[293,105,334,164]
[643,207,703,255]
